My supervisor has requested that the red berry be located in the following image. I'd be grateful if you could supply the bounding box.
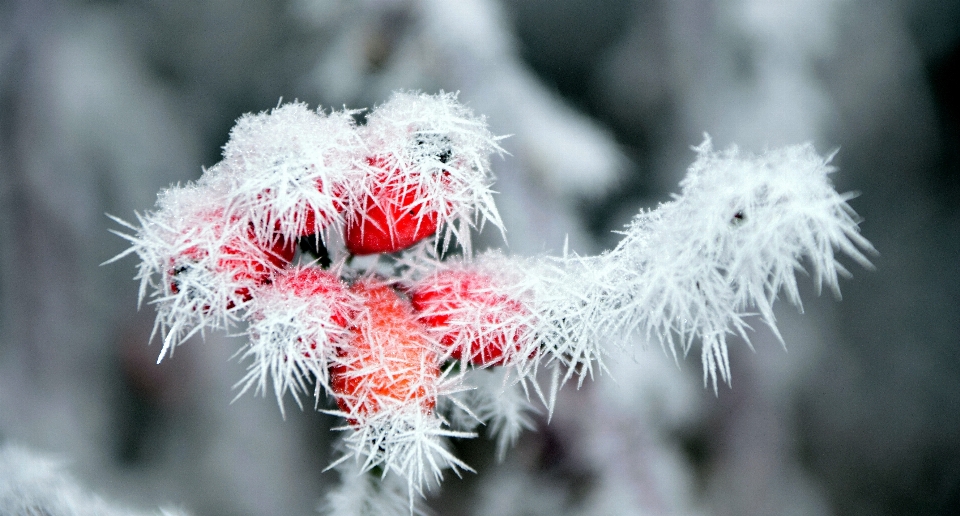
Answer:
[220,229,296,287]
[166,210,296,305]
[331,280,439,420]
[410,270,531,367]
[253,267,356,364]
[343,157,441,255]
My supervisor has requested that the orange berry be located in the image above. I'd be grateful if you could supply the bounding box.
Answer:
[331,281,439,420]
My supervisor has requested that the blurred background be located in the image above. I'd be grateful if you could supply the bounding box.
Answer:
[1,0,958,514]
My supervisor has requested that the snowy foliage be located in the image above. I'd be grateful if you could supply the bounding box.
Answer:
[443,368,538,461]
[323,459,424,516]
[111,91,873,511]
[0,444,189,516]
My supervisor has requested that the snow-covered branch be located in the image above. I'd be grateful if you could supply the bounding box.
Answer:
[110,92,873,509]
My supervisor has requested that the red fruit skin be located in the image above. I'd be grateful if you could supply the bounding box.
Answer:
[343,157,442,255]
[410,270,530,367]
[344,185,439,255]
[220,230,297,291]
[331,281,439,420]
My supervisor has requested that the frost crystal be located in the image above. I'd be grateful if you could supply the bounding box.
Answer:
[110,93,873,511]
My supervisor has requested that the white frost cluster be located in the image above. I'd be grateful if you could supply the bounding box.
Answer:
[214,102,364,241]
[238,266,359,411]
[112,93,873,511]
[600,139,875,390]
[330,407,475,498]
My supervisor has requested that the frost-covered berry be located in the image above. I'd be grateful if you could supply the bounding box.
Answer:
[410,269,532,367]
[343,157,441,255]
[348,91,507,255]
[165,210,296,307]
[168,229,295,303]
[269,267,355,328]
[332,280,440,420]
[237,266,358,408]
